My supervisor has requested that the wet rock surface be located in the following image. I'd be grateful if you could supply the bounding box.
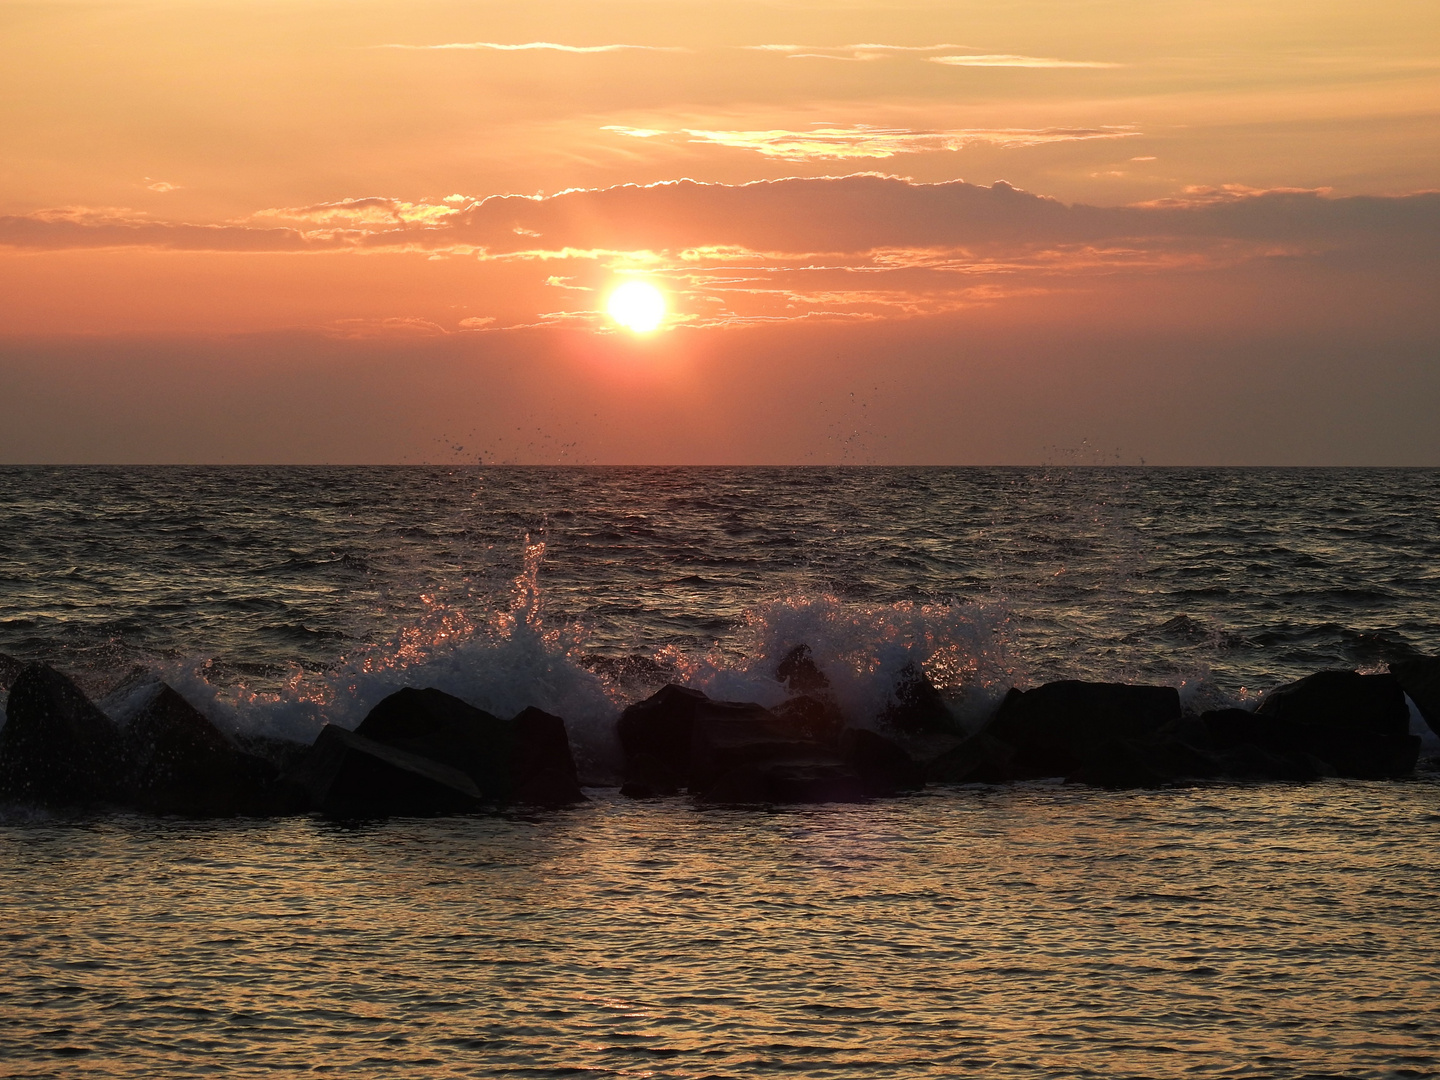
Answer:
[111,676,299,816]
[0,663,130,806]
[4,654,1439,815]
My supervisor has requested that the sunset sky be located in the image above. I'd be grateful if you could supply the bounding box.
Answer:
[2,0,1437,463]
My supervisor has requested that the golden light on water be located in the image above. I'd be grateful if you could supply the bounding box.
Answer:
[606,281,666,333]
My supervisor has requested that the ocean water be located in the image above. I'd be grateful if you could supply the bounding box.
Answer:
[2,466,1439,1077]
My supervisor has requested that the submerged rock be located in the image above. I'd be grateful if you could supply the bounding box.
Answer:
[0,663,129,805]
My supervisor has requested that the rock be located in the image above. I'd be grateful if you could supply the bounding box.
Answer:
[1256,670,1418,778]
[509,706,584,805]
[616,684,713,785]
[232,733,312,776]
[0,652,25,694]
[925,731,1016,784]
[1142,738,1224,781]
[356,687,583,805]
[687,703,823,794]
[1202,707,1304,755]
[776,644,829,694]
[1390,656,1440,738]
[986,681,1181,778]
[0,663,129,805]
[617,684,809,791]
[1070,739,1171,789]
[839,727,924,794]
[698,758,869,805]
[1213,742,1326,783]
[293,725,483,817]
[772,693,845,744]
[617,752,681,799]
[108,677,298,816]
[882,661,955,733]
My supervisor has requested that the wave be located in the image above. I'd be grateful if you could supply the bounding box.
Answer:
[130,540,1038,773]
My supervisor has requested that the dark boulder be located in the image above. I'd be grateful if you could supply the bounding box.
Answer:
[1214,742,1328,783]
[1069,739,1171,789]
[882,661,955,733]
[839,727,924,794]
[985,681,1181,778]
[616,684,713,785]
[925,731,1016,784]
[698,758,869,805]
[293,725,483,817]
[1203,707,1306,755]
[618,683,809,791]
[617,683,882,802]
[618,753,680,799]
[109,677,299,816]
[356,687,583,805]
[0,663,129,805]
[1255,671,1418,778]
[1390,656,1440,738]
[688,703,823,793]
[1257,670,1408,734]
[0,652,24,694]
[509,706,584,805]
[772,693,845,744]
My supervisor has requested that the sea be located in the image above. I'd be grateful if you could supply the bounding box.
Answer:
[1,465,1438,1078]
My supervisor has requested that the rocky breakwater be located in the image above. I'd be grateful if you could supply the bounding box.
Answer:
[927,666,1434,788]
[2,648,1438,817]
[0,661,583,818]
[615,652,1439,802]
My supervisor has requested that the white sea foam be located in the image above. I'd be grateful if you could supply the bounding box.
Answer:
[151,539,1033,769]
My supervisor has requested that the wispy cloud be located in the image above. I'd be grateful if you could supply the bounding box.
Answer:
[607,124,1138,161]
[746,43,965,61]
[378,41,684,53]
[930,54,1120,68]
[254,196,473,227]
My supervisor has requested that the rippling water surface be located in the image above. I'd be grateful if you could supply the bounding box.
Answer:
[2,467,1439,1076]
[4,787,1439,1078]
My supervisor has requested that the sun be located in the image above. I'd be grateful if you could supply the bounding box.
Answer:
[606,281,666,333]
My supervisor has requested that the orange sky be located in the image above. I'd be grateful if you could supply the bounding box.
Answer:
[1,0,1437,463]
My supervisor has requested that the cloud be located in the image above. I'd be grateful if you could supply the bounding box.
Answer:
[930,54,1121,68]
[6,178,1437,330]
[606,124,1138,161]
[144,179,181,193]
[8,179,1439,263]
[746,43,966,61]
[378,41,684,53]
[0,212,322,252]
[255,196,473,227]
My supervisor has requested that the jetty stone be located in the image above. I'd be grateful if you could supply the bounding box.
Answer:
[0,663,129,805]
